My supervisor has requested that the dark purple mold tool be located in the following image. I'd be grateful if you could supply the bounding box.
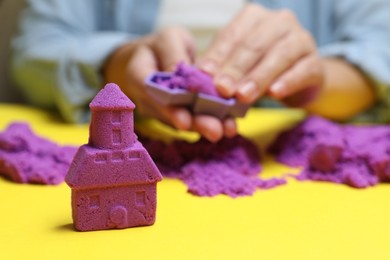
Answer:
[193,93,236,119]
[230,101,251,118]
[145,64,250,118]
[145,72,196,106]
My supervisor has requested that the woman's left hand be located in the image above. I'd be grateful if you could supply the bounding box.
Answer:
[198,4,324,107]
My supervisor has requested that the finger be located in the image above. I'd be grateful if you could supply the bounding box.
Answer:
[236,29,315,103]
[152,27,195,71]
[198,4,268,76]
[127,45,193,130]
[136,93,194,131]
[214,10,295,97]
[130,84,194,131]
[163,106,193,130]
[192,115,224,143]
[212,46,260,98]
[223,118,237,138]
[281,85,322,107]
[269,54,324,100]
[127,45,157,91]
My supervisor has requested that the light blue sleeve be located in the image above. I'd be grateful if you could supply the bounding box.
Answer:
[11,0,138,123]
[318,0,390,122]
[319,0,390,85]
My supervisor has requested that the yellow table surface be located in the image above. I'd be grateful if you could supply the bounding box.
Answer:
[1,104,390,260]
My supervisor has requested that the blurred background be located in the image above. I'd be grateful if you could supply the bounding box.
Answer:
[0,0,25,103]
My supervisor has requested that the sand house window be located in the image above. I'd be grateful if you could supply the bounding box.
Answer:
[89,195,100,209]
[95,153,108,163]
[128,151,141,159]
[112,151,124,162]
[112,129,122,144]
[135,191,146,206]
[111,111,121,124]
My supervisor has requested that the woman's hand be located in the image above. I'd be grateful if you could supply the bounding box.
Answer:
[104,27,237,142]
[198,4,324,107]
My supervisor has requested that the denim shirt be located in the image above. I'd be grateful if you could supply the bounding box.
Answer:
[11,0,390,123]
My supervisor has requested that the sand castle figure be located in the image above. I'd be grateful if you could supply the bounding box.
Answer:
[65,83,162,231]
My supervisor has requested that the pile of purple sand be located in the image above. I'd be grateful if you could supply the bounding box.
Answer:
[0,122,78,184]
[139,135,286,197]
[5,115,390,194]
[269,116,390,188]
[0,122,285,197]
[154,62,220,96]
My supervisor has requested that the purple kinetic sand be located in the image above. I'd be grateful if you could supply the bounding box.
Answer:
[269,116,344,168]
[0,122,77,184]
[145,72,197,106]
[139,135,286,198]
[270,115,390,188]
[155,62,219,96]
[343,125,390,182]
[297,158,378,188]
[66,83,163,231]
[145,63,250,118]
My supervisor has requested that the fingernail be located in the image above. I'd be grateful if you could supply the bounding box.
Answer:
[215,75,234,96]
[238,80,257,98]
[270,81,285,96]
[199,60,217,75]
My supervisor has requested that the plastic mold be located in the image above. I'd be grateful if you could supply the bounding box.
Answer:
[145,72,196,106]
[193,93,235,119]
[145,69,250,119]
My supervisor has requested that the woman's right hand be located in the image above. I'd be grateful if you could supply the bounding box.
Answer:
[104,27,237,142]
